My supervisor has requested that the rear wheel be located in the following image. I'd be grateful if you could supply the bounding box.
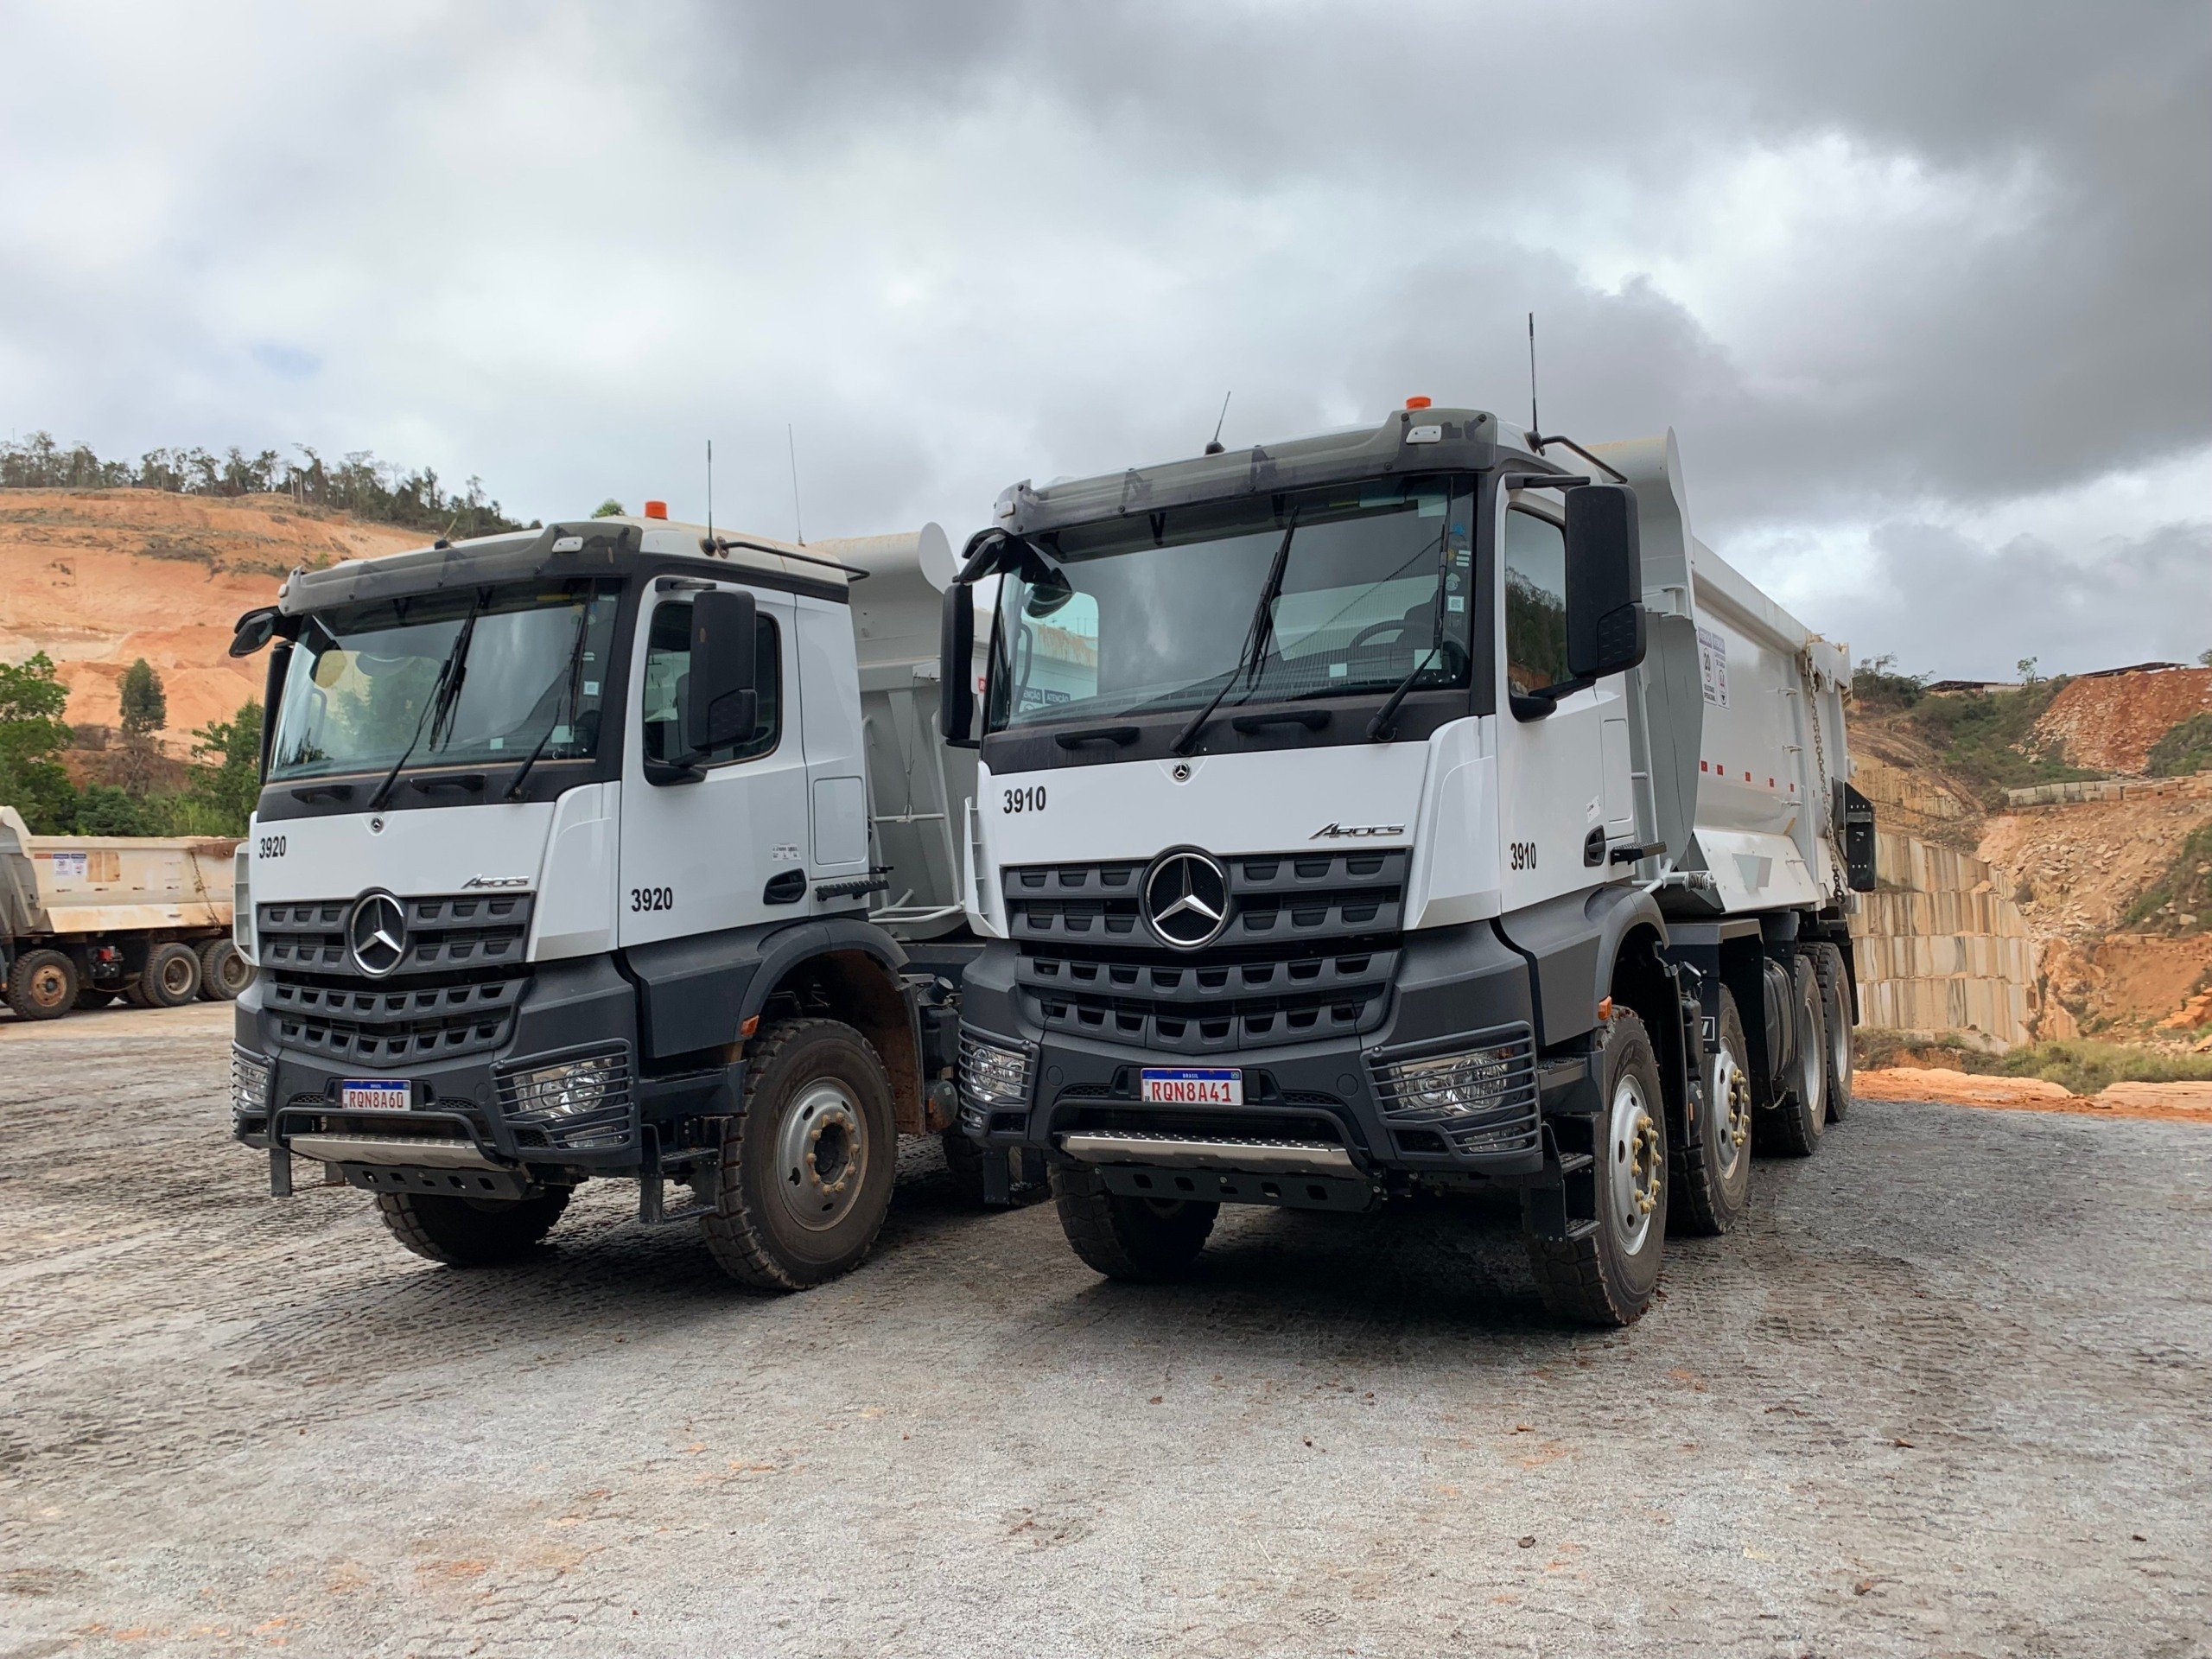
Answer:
[197,938,251,1001]
[1670,988,1753,1236]
[1052,1162,1217,1281]
[377,1186,571,1265]
[1813,944,1853,1122]
[140,942,201,1008]
[1758,956,1828,1157]
[700,1019,898,1291]
[1523,1010,1669,1326]
[6,949,79,1021]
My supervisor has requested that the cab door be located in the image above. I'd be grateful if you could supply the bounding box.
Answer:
[617,579,808,947]
[1494,499,1628,911]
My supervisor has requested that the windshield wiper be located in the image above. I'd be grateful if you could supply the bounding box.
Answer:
[366,590,483,812]
[1368,636,1466,741]
[505,604,591,802]
[1172,509,1300,755]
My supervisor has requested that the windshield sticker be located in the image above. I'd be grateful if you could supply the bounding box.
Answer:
[1697,627,1730,708]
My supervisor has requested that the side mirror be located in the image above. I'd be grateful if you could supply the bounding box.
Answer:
[939,583,978,747]
[685,588,760,753]
[229,608,278,658]
[1563,483,1646,681]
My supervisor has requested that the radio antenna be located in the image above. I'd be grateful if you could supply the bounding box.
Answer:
[705,438,714,549]
[786,423,804,544]
[1205,390,1232,455]
[1527,311,1541,446]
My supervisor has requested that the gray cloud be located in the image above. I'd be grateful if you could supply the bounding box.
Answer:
[0,0,2205,680]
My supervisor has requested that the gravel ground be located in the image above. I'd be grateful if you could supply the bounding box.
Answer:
[2,1007,2208,1659]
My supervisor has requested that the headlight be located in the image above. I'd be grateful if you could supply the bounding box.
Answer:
[501,1052,625,1119]
[231,1047,270,1118]
[958,1029,1032,1108]
[1370,1028,1537,1154]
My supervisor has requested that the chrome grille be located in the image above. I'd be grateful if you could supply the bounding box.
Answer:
[1003,851,1404,1054]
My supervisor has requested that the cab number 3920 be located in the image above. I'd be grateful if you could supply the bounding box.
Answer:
[629,887,675,912]
[1002,785,1047,814]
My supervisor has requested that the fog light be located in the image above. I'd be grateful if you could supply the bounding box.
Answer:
[958,1029,1032,1108]
[231,1046,270,1118]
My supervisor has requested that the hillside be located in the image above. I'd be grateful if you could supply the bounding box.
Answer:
[0,490,425,747]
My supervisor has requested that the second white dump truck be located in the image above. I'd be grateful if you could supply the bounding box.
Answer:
[942,402,1877,1325]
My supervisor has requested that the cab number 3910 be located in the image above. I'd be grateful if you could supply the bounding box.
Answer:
[629,887,675,912]
[1002,785,1047,814]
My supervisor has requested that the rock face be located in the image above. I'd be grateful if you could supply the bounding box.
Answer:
[2030,665,2212,775]
[0,489,424,750]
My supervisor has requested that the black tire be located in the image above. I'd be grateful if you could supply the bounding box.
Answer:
[197,938,251,1001]
[140,942,201,1008]
[1052,1162,1217,1281]
[6,949,79,1021]
[700,1018,898,1291]
[1813,943,1853,1123]
[75,986,119,1010]
[1758,956,1828,1157]
[1670,988,1754,1237]
[376,1186,571,1266]
[1523,1010,1669,1326]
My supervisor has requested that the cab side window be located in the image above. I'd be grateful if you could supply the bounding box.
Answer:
[640,599,779,766]
[1503,508,1570,695]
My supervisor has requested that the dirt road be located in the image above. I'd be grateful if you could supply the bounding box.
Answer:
[3,1013,2206,1657]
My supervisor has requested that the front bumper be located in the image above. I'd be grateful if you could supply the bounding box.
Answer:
[960,922,1553,1186]
[231,955,730,1187]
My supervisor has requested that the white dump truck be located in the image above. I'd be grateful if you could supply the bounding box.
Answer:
[940,401,1878,1325]
[225,508,1017,1287]
[0,807,251,1019]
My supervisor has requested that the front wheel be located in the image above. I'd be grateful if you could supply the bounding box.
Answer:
[1052,1163,1217,1281]
[376,1186,571,1266]
[1523,1010,1669,1326]
[6,949,79,1021]
[700,1019,898,1291]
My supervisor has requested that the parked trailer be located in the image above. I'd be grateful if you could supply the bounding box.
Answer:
[0,806,251,1019]
[939,404,1878,1325]
[226,511,1020,1287]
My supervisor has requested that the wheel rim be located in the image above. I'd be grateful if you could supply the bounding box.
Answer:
[773,1078,869,1233]
[1608,1072,1662,1255]
[160,954,194,997]
[217,952,250,995]
[1831,1002,1851,1087]
[1709,1044,1751,1179]
[29,963,68,1010]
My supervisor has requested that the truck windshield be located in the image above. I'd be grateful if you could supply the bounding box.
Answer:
[986,477,1476,732]
[267,581,621,782]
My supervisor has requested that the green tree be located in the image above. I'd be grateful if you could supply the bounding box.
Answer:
[186,700,264,834]
[2016,656,2041,686]
[0,652,79,831]
[2198,648,2212,668]
[118,658,167,736]
[591,499,626,518]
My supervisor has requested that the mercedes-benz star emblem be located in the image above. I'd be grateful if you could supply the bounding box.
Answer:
[1142,849,1230,950]
[347,890,409,978]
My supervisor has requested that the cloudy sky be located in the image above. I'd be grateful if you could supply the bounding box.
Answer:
[3,0,2207,679]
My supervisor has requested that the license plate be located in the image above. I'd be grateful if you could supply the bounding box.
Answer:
[340,1080,411,1112]
[1141,1067,1243,1106]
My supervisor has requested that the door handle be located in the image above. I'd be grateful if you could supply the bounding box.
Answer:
[763,868,807,905]
[1584,827,1606,867]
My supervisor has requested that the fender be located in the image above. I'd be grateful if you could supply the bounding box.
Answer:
[1494,882,1667,1047]
[1587,884,1669,1007]
[624,916,910,1061]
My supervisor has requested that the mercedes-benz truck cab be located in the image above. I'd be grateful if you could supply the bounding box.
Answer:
[228,510,998,1288]
[942,404,1873,1325]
